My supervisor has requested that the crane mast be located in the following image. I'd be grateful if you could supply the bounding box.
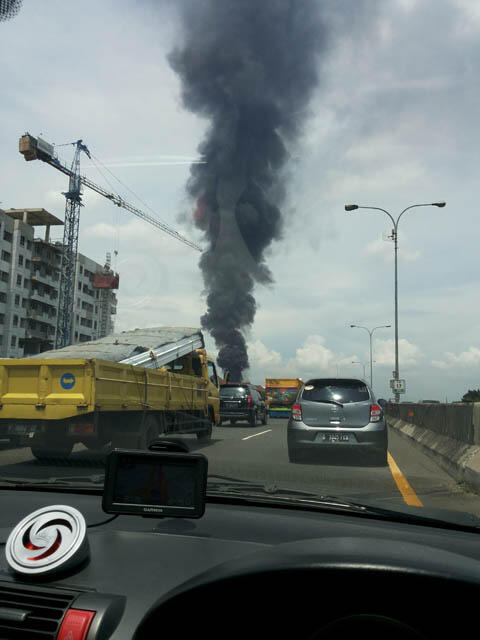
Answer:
[57,140,91,348]
[18,133,202,348]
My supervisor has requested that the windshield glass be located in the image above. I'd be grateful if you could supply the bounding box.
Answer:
[302,379,370,404]
[2,0,480,532]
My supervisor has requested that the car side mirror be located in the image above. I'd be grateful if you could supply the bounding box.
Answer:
[377,398,387,408]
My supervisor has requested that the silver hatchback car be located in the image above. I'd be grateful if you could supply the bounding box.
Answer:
[287,378,388,466]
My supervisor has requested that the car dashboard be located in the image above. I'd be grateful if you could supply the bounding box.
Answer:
[1,489,480,639]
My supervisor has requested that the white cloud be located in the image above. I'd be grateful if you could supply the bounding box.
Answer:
[248,340,282,368]
[247,335,359,382]
[292,335,335,371]
[432,346,480,370]
[363,236,421,263]
[374,338,423,367]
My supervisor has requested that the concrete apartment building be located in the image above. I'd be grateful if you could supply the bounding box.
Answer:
[0,208,118,357]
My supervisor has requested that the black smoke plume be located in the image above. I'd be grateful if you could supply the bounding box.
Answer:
[0,0,22,22]
[169,0,325,381]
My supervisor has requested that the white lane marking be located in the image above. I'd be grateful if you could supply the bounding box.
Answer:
[242,429,272,441]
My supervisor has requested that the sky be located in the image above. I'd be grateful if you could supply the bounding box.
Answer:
[1,0,479,402]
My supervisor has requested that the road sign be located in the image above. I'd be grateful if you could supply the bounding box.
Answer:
[390,379,406,393]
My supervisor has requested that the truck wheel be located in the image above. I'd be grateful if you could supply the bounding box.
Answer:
[197,415,213,442]
[31,437,73,462]
[137,415,160,450]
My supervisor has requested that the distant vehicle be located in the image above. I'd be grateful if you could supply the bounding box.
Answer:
[287,378,388,465]
[220,383,268,427]
[419,400,440,404]
[265,378,303,418]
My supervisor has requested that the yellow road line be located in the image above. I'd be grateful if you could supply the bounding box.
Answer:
[387,452,423,507]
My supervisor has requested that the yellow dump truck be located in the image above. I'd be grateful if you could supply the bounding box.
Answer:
[0,328,220,459]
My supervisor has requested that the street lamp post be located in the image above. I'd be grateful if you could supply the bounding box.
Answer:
[345,201,445,401]
[350,325,391,389]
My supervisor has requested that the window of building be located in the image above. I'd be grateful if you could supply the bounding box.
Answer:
[26,259,31,269]
[0,314,4,324]
[11,336,16,347]
[20,235,25,246]
[13,315,18,327]
[20,318,26,328]
[15,295,20,306]
[30,320,37,329]
[0,271,8,283]
[0,335,4,346]
[19,339,25,349]
[1,251,11,263]
[3,231,12,243]
[75,331,78,340]
[94,321,97,329]
[78,282,81,290]
[0,293,6,304]
[80,266,83,274]
[16,275,22,286]
[18,254,23,266]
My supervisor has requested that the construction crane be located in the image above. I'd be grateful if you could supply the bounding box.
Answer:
[19,133,202,348]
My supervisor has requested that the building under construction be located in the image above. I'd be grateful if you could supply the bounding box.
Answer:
[0,207,118,357]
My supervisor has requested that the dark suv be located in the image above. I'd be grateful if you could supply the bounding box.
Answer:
[287,378,387,465]
[220,383,268,427]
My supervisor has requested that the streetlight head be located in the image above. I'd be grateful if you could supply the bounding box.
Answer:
[345,204,359,212]
[432,201,446,208]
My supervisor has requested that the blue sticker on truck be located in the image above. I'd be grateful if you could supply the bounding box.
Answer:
[60,373,76,390]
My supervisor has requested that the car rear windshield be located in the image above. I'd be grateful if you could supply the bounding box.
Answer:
[220,386,247,397]
[301,379,370,404]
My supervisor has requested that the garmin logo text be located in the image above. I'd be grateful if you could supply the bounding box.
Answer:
[143,507,164,513]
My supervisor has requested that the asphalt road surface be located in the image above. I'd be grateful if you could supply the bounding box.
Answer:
[1,418,480,521]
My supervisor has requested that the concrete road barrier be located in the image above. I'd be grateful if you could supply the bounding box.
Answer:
[387,402,480,493]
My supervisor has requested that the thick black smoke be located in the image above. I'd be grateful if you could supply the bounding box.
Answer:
[169,0,325,381]
[0,0,22,22]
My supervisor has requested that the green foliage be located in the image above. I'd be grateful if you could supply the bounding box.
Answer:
[461,389,480,402]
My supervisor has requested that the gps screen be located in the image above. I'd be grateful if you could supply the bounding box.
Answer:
[114,457,196,508]
[103,450,207,518]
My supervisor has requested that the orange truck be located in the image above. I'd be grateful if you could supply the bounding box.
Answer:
[265,378,303,419]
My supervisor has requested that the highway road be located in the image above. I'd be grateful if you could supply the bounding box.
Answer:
[1,419,480,522]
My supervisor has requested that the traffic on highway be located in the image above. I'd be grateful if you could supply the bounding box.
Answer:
[2,2,480,639]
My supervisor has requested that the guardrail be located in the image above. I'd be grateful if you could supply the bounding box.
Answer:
[386,402,480,445]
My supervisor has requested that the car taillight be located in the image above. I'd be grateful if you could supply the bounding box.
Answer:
[291,403,303,421]
[370,404,382,422]
[247,395,252,407]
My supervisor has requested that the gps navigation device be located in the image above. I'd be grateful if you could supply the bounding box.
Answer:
[103,449,208,518]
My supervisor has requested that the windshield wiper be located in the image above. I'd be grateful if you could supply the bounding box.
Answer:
[0,474,105,488]
[207,476,480,531]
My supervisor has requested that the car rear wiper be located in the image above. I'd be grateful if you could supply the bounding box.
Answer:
[311,400,344,407]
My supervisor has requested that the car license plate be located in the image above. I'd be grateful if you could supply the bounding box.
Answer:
[322,433,350,442]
